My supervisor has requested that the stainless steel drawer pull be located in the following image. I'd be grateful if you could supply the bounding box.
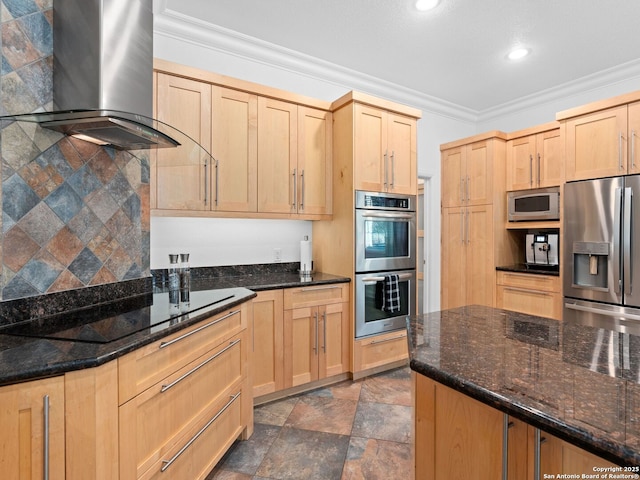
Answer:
[43,395,50,480]
[300,285,342,292]
[160,392,241,472]
[370,334,405,345]
[161,339,240,393]
[159,309,240,349]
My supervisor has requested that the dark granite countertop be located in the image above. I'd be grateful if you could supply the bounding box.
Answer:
[496,263,560,276]
[407,306,640,467]
[0,268,350,387]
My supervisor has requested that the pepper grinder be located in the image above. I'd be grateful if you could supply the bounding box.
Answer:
[179,253,191,311]
[168,254,180,314]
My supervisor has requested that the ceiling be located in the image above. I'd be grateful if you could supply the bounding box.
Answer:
[161,0,640,113]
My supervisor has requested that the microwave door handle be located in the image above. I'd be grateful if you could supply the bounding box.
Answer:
[614,187,623,294]
[624,187,633,295]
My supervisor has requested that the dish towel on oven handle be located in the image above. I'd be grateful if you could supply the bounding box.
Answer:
[382,274,401,313]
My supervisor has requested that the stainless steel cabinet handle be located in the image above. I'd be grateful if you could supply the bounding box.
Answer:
[161,392,241,472]
[370,333,405,345]
[292,169,297,210]
[159,310,240,349]
[533,428,542,480]
[390,151,395,189]
[383,151,388,189]
[43,394,50,480]
[529,154,533,187]
[632,130,637,170]
[460,210,464,245]
[460,177,464,203]
[322,311,326,353]
[203,159,208,206]
[301,285,341,292]
[537,153,541,185]
[161,339,240,393]
[214,160,219,207]
[314,311,319,353]
[466,176,470,202]
[465,209,470,244]
[619,132,624,170]
[300,169,305,211]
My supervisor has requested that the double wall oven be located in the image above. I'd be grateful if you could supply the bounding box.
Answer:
[354,190,417,338]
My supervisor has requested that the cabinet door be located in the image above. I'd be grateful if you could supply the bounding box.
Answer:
[441,207,466,309]
[211,86,258,212]
[387,113,417,194]
[466,140,492,205]
[257,97,297,213]
[565,105,628,181]
[629,101,640,174]
[466,204,494,307]
[537,129,563,187]
[354,103,386,192]
[441,147,465,208]
[297,107,332,215]
[0,376,65,480]
[284,306,319,387]
[319,301,350,378]
[506,135,536,191]
[251,290,285,397]
[155,74,212,210]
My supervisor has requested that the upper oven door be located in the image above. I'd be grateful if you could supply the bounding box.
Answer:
[355,208,416,272]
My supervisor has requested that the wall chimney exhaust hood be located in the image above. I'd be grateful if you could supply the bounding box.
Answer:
[1,0,206,154]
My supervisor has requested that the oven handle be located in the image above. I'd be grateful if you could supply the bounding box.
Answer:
[361,273,414,283]
[360,211,414,219]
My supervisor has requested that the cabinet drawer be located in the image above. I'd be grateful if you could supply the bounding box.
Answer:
[119,336,244,480]
[283,283,348,310]
[496,271,560,292]
[353,330,408,373]
[138,389,243,480]
[496,285,561,320]
[118,306,245,404]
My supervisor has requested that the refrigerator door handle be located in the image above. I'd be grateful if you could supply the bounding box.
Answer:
[614,187,623,294]
[624,187,633,295]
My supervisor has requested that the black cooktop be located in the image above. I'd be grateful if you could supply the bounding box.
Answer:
[0,289,236,344]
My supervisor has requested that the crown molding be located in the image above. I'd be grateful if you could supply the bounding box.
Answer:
[153,8,478,123]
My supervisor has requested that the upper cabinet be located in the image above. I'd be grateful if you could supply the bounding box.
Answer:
[559,92,640,181]
[353,103,417,194]
[506,122,563,191]
[152,59,332,220]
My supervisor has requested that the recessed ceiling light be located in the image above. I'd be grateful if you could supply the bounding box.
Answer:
[415,0,440,12]
[507,48,530,61]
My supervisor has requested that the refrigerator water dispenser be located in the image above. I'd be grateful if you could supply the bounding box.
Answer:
[572,242,609,290]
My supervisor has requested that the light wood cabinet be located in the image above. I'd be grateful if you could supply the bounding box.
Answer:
[152,60,332,219]
[440,133,507,310]
[414,373,619,480]
[251,289,285,397]
[352,329,408,376]
[559,94,640,181]
[506,123,563,191]
[154,73,212,211]
[354,103,417,194]
[0,376,65,480]
[496,271,561,320]
[283,284,350,388]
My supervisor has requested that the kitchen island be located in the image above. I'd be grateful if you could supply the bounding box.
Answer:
[408,305,640,479]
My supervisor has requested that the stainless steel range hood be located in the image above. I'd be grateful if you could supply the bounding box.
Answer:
[4,0,184,150]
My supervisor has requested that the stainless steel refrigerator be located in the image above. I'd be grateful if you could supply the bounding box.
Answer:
[564,175,640,327]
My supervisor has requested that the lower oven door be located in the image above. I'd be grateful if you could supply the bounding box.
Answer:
[355,270,416,338]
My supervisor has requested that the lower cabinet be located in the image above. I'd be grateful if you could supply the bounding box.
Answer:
[496,271,562,320]
[353,329,408,377]
[0,376,65,480]
[251,289,285,397]
[414,373,618,480]
[283,284,350,388]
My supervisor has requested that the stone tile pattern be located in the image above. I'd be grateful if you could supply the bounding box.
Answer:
[207,366,413,480]
[0,0,150,300]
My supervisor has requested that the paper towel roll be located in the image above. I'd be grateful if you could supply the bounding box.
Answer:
[300,236,312,274]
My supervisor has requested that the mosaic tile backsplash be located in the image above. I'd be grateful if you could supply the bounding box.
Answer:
[0,0,151,301]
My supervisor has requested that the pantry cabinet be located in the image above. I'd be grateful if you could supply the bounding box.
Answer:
[440,133,507,310]
[353,102,417,195]
[414,374,618,480]
[283,284,350,387]
[559,93,640,181]
[506,123,563,191]
[0,376,65,480]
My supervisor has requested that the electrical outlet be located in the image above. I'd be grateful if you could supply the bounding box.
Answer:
[273,248,282,263]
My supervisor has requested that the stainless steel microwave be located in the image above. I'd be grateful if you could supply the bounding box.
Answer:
[508,187,560,222]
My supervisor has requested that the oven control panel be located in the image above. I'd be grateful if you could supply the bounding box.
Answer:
[356,190,415,211]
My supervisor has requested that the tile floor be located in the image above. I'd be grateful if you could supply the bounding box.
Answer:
[207,366,413,480]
